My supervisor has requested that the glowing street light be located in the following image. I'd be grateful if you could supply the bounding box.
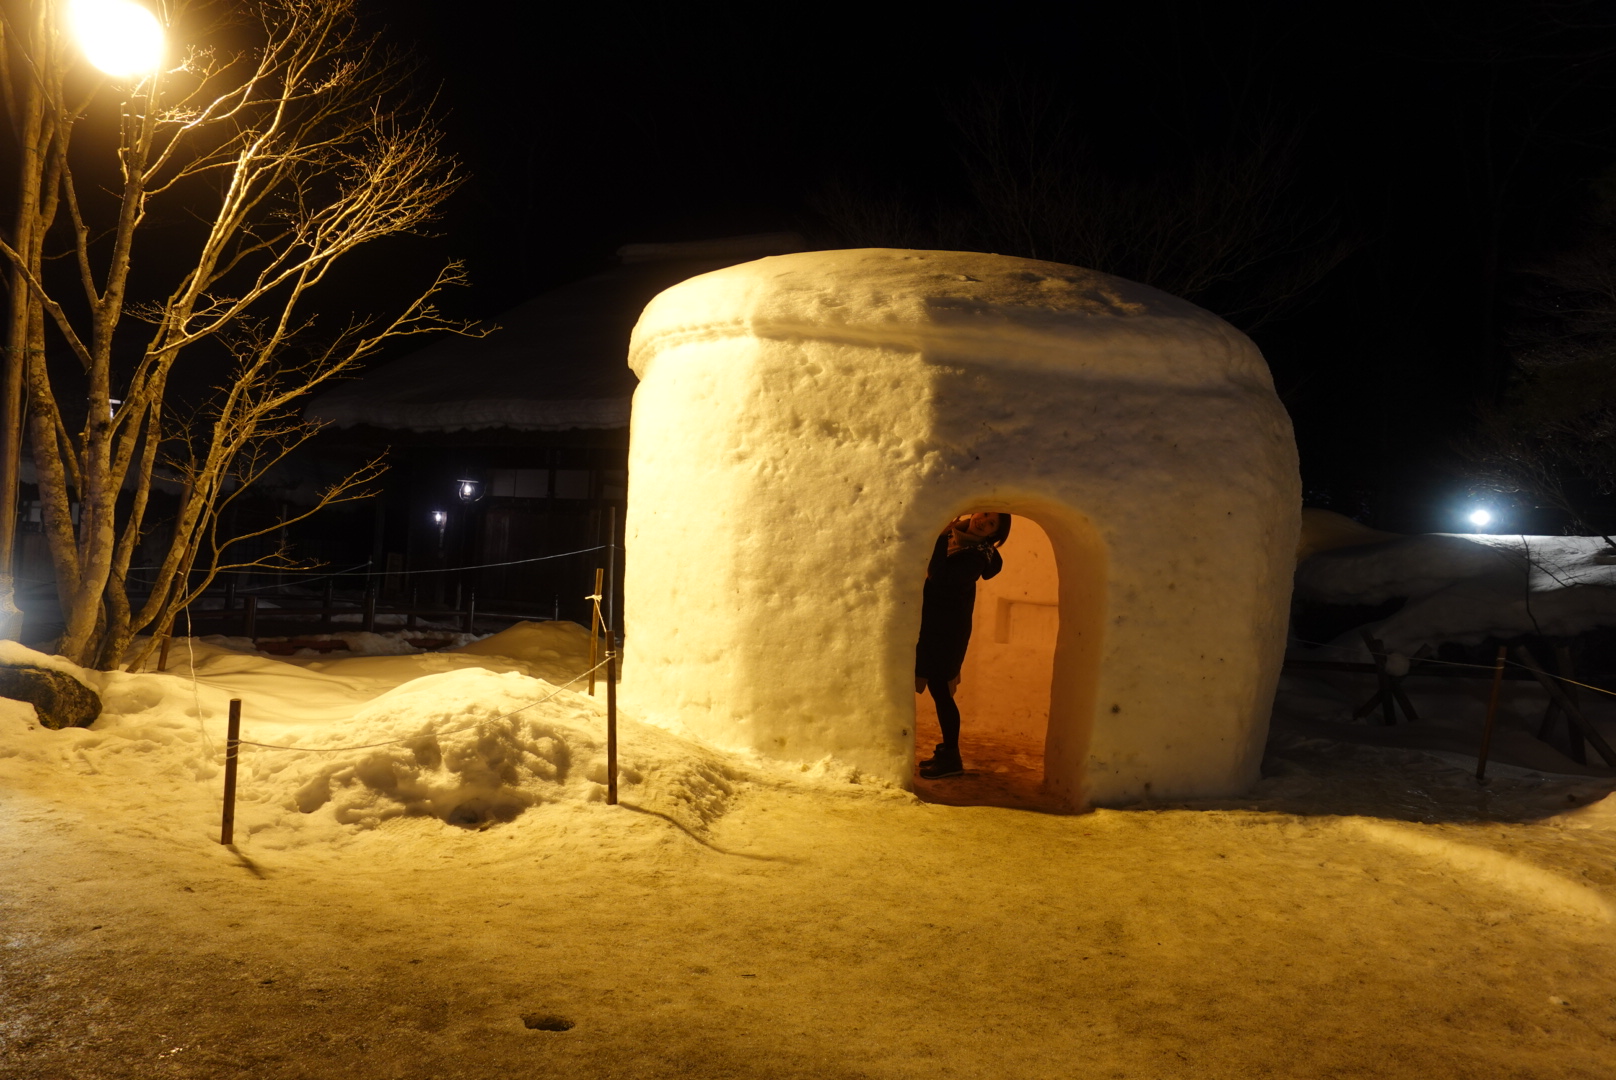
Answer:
[1468,508,1492,529]
[68,0,164,78]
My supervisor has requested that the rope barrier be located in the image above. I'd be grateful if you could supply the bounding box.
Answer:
[231,655,614,754]
[183,607,216,760]
[1289,635,1616,700]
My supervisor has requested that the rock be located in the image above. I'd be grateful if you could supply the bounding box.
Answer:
[0,665,101,730]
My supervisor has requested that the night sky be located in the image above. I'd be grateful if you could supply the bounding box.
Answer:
[377,0,1616,532]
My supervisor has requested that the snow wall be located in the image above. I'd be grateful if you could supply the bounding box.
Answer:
[621,249,1300,806]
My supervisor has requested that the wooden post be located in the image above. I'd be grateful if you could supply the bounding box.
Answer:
[220,698,241,845]
[243,595,258,640]
[224,578,236,611]
[588,567,604,697]
[408,585,418,630]
[362,585,376,633]
[1476,646,1507,781]
[606,642,618,806]
[157,633,173,673]
[465,590,476,634]
[1555,644,1587,765]
[1514,646,1616,767]
[321,581,334,631]
[1364,632,1398,726]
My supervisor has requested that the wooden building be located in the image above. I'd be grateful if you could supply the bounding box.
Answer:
[303,234,804,627]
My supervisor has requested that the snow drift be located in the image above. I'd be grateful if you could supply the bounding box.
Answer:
[268,667,746,831]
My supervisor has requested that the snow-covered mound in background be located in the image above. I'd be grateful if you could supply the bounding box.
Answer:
[263,667,745,831]
[1296,533,1616,652]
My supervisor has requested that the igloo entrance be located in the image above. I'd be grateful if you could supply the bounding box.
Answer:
[912,511,1106,810]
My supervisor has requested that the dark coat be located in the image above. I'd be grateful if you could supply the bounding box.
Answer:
[914,532,1003,681]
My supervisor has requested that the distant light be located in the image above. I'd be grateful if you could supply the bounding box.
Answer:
[430,510,447,527]
[456,479,483,504]
[68,0,164,77]
[1468,509,1492,528]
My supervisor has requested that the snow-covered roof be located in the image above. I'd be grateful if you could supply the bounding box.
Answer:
[1296,533,1616,651]
[305,233,804,434]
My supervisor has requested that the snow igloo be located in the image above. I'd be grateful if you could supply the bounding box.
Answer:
[620,249,1300,807]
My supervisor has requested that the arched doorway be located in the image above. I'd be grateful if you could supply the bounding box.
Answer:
[913,515,1067,811]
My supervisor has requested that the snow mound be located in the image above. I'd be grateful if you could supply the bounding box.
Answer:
[1296,508,1402,561]
[446,620,596,683]
[0,640,99,686]
[251,668,745,832]
[1552,790,1616,830]
[1296,534,1616,652]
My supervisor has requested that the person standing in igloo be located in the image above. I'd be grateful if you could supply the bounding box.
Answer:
[914,512,1012,779]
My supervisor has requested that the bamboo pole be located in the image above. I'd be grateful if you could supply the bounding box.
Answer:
[588,567,603,697]
[606,642,618,806]
[606,505,617,644]
[1476,646,1507,781]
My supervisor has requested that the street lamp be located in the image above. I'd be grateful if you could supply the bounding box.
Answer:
[67,0,164,76]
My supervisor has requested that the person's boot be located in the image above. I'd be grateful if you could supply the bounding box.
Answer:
[919,746,964,779]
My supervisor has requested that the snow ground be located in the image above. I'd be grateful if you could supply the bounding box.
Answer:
[3,622,1616,1079]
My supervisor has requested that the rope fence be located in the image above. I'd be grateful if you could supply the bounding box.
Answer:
[129,542,613,580]
[1287,634,1616,700]
[1284,632,1616,773]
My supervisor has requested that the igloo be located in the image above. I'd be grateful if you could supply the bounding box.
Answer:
[620,249,1300,808]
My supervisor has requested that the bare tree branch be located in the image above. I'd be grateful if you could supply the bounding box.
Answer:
[4,0,478,668]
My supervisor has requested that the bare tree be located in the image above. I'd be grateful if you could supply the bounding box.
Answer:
[0,0,473,669]
[810,83,1355,334]
[1461,172,1616,541]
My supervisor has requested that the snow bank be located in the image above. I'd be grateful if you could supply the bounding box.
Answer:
[1296,534,1616,652]
[254,668,744,832]
[0,630,756,845]
[0,640,99,685]
[1296,507,1403,561]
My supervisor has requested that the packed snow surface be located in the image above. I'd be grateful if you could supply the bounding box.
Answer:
[2,623,1616,1077]
[1297,533,1616,651]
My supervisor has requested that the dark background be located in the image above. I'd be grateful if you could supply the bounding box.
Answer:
[367,0,1616,534]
